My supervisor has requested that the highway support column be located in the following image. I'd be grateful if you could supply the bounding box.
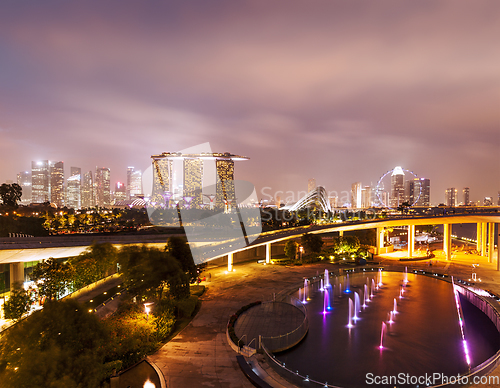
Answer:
[477,223,483,255]
[9,262,24,289]
[443,223,452,261]
[407,224,415,259]
[488,223,494,263]
[376,227,384,255]
[228,252,233,272]
[482,223,488,257]
[266,243,271,264]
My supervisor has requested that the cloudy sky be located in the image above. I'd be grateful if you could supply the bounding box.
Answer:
[0,1,498,205]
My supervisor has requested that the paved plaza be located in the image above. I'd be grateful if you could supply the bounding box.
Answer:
[147,247,500,388]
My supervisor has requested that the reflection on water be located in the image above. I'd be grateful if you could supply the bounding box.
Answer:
[276,272,500,388]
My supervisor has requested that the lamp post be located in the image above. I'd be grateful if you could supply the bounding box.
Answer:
[299,246,304,263]
[144,302,153,321]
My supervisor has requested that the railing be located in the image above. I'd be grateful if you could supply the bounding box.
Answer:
[260,295,308,353]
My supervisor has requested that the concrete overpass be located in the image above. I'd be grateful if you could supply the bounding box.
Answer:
[0,214,499,291]
[206,214,500,272]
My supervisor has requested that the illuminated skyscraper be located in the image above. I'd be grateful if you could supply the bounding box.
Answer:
[17,171,32,205]
[114,182,127,203]
[150,152,248,210]
[308,178,316,193]
[463,187,470,206]
[81,171,94,208]
[405,178,430,207]
[31,160,49,204]
[390,166,405,208]
[216,157,235,209]
[184,158,203,207]
[361,186,372,208]
[445,188,457,207]
[351,182,362,208]
[126,167,142,199]
[49,161,64,207]
[66,167,81,209]
[95,167,111,207]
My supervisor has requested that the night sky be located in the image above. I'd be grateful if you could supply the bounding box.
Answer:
[0,1,498,205]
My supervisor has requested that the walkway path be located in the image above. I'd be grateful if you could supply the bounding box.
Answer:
[150,250,500,388]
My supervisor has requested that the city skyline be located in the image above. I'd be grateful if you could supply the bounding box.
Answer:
[0,1,498,204]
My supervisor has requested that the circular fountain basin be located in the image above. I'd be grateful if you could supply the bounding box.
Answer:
[275,271,500,388]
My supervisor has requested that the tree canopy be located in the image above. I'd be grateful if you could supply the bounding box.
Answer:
[165,236,197,283]
[284,240,299,260]
[0,183,22,208]
[2,283,32,322]
[301,233,324,254]
[30,258,74,300]
[0,299,109,388]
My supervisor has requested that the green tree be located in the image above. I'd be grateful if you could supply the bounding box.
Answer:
[0,299,109,388]
[2,283,32,321]
[70,243,117,290]
[118,245,188,300]
[284,240,299,261]
[30,258,74,300]
[165,237,197,283]
[301,233,324,254]
[0,183,22,208]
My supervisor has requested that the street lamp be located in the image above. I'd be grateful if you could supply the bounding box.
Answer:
[144,302,153,321]
[144,379,156,388]
[299,246,304,262]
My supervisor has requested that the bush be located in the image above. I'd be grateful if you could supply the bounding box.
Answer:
[175,296,198,319]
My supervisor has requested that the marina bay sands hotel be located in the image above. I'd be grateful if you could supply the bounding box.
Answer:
[150,152,248,210]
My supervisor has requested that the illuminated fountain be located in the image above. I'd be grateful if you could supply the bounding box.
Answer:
[324,269,330,288]
[370,279,375,298]
[393,298,397,314]
[362,284,368,308]
[403,266,409,284]
[347,298,354,328]
[378,268,383,287]
[354,292,361,320]
[320,278,324,291]
[345,273,351,293]
[379,321,387,349]
[323,289,331,314]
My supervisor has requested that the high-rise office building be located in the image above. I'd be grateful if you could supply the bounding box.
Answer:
[126,167,142,199]
[114,182,127,203]
[31,160,50,204]
[150,152,248,210]
[329,196,338,209]
[95,167,111,207]
[361,186,372,208]
[351,182,362,208]
[463,187,470,206]
[184,158,203,207]
[216,157,235,209]
[483,197,493,206]
[498,192,500,206]
[308,178,316,193]
[405,178,430,207]
[49,161,64,207]
[81,171,94,208]
[445,188,457,207]
[66,167,81,209]
[390,166,405,208]
[17,171,32,205]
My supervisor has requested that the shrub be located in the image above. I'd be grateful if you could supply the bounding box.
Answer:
[175,296,198,319]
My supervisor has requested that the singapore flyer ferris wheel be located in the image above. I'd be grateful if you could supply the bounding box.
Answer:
[375,166,422,209]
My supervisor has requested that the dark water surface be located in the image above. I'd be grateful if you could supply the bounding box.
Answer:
[276,272,499,387]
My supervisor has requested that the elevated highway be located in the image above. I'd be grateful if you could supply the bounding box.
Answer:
[0,214,499,291]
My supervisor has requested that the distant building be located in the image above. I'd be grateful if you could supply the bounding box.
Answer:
[17,171,32,205]
[95,167,111,207]
[445,188,458,207]
[308,178,316,193]
[498,192,500,206]
[81,171,94,208]
[390,166,405,208]
[31,160,50,204]
[49,161,65,207]
[463,187,470,206]
[126,167,142,199]
[361,186,372,208]
[484,197,493,206]
[66,167,81,209]
[151,152,248,210]
[351,182,362,208]
[184,158,203,208]
[114,182,127,203]
[329,196,338,209]
[405,178,430,207]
